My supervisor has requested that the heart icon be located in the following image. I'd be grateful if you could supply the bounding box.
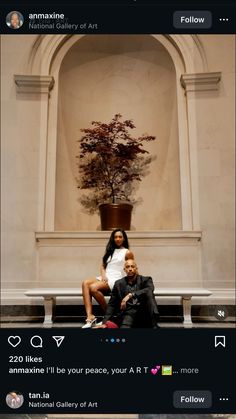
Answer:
[156,365,161,371]
[151,368,158,375]
[8,336,21,347]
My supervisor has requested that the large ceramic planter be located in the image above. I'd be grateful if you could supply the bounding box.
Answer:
[99,203,133,231]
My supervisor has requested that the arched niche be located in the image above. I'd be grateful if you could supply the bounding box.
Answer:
[20,34,216,231]
[55,35,181,230]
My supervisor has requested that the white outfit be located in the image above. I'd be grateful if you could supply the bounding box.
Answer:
[97,248,128,290]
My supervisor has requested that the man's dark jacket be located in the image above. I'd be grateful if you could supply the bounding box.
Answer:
[103,275,159,324]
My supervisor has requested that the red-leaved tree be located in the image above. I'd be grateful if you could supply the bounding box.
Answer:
[76,114,156,214]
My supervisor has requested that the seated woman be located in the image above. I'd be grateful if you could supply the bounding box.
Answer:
[82,228,133,328]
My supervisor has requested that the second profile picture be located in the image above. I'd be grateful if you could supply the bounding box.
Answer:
[6,391,24,409]
[6,11,24,29]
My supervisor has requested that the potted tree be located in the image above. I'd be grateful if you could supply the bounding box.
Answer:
[76,113,156,230]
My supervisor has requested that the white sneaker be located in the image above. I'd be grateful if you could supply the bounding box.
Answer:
[96,321,103,326]
[82,318,97,329]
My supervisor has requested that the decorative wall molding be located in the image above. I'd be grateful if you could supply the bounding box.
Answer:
[14,74,54,94]
[180,72,221,93]
[28,35,208,75]
[35,230,202,247]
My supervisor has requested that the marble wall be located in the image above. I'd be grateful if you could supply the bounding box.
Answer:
[196,35,235,291]
[1,35,235,308]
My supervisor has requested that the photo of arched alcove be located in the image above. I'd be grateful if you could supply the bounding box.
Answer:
[1,34,234,325]
[55,35,181,231]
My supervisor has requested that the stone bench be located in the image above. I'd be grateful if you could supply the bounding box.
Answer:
[24,287,212,328]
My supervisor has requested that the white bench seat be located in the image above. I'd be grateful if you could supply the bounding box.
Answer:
[25,287,212,328]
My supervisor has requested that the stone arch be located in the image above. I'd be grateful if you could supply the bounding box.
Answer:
[23,35,211,230]
[28,34,208,75]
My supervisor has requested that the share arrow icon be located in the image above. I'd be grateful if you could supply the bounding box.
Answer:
[52,336,65,347]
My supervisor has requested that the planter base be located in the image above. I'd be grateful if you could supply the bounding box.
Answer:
[99,203,133,231]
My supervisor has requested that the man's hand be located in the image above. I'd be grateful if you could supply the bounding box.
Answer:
[120,293,132,310]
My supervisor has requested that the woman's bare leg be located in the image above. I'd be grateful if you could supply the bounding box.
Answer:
[89,282,110,313]
[82,278,98,320]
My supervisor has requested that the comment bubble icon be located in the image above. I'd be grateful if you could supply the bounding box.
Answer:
[30,335,43,348]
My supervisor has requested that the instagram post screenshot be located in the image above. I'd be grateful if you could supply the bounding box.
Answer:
[0,0,235,418]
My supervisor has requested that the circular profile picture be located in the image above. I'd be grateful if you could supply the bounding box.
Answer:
[6,391,24,409]
[6,11,24,29]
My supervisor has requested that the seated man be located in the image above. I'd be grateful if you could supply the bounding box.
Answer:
[98,259,159,328]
